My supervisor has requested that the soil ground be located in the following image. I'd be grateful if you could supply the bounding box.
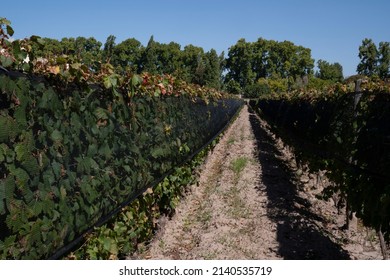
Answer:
[129,105,383,260]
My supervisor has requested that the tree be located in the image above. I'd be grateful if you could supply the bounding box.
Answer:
[74,37,102,69]
[30,37,62,58]
[252,38,269,79]
[225,38,314,90]
[316,59,343,82]
[112,38,143,73]
[181,44,205,84]
[225,38,255,88]
[378,41,390,79]
[225,79,241,95]
[293,45,314,78]
[357,38,378,76]
[60,37,76,56]
[156,42,182,75]
[141,35,159,74]
[203,49,222,89]
[243,82,271,98]
[103,35,116,63]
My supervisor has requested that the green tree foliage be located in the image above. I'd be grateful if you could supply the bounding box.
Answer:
[203,49,222,89]
[225,37,314,91]
[181,44,204,83]
[26,33,224,89]
[60,37,76,56]
[74,37,102,68]
[103,35,116,63]
[243,81,271,98]
[316,59,343,82]
[225,38,256,89]
[111,38,143,73]
[225,79,241,95]
[155,41,182,75]
[378,41,390,79]
[30,38,62,58]
[141,35,159,74]
[357,38,378,76]
[262,74,289,93]
[357,38,390,79]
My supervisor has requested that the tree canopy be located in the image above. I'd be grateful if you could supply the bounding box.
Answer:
[25,33,390,93]
[357,38,390,79]
[225,38,315,89]
[316,59,343,82]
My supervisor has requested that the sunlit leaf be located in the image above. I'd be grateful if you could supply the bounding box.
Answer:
[6,25,14,36]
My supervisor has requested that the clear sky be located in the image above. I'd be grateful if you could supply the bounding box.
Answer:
[2,0,390,76]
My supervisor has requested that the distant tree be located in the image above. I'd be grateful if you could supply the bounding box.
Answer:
[293,45,315,78]
[112,38,143,73]
[225,38,255,88]
[243,82,270,98]
[225,38,314,90]
[60,37,76,56]
[156,42,182,75]
[378,41,390,79]
[203,49,222,89]
[103,35,116,63]
[316,59,343,82]
[252,38,269,79]
[30,37,62,58]
[74,37,102,69]
[357,38,378,76]
[182,44,205,84]
[141,35,159,74]
[225,79,242,95]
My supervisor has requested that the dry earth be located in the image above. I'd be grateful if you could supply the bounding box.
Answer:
[130,105,383,260]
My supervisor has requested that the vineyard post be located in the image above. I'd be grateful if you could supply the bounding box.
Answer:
[345,80,363,230]
[378,225,388,260]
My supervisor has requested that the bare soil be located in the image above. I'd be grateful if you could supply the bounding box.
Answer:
[130,105,383,260]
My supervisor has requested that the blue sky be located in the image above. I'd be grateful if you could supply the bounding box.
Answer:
[2,0,390,76]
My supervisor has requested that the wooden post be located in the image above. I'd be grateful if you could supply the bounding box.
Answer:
[378,226,388,260]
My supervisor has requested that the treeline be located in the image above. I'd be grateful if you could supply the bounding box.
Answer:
[30,35,224,89]
[29,35,331,96]
[8,28,390,96]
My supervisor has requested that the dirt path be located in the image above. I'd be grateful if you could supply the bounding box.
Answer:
[133,105,382,260]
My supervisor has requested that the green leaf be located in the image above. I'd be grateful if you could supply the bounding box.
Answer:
[11,167,30,187]
[22,156,40,176]
[15,144,28,161]
[51,130,63,142]
[71,63,82,70]
[94,108,108,120]
[103,74,119,89]
[102,237,112,252]
[98,142,112,159]
[131,74,142,87]
[59,185,67,200]
[123,165,131,172]
[6,25,14,36]
[14,107,27,128]
[0,55,13,67]
[51,161,61,179]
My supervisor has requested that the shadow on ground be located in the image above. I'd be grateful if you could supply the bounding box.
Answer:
[248,109,350,260]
